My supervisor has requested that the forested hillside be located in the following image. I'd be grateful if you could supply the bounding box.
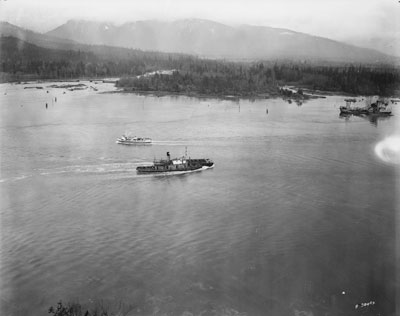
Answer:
[1,36,399,96]
[118,63,400,97]
[0,36,190,79]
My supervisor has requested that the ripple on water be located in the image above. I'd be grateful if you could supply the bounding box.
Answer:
[1,88,397,316]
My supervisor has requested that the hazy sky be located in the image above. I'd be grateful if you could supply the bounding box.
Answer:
[0,0,399,40]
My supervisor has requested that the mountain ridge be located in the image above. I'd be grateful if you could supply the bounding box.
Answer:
[0,21,82,51]
[1,19,397,64]
[44,19,396,64]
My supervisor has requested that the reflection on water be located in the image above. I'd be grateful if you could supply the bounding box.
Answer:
[0,82,398,316]
[366,114,393,127]
[339,113,393,127]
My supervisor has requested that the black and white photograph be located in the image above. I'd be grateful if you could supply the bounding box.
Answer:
[0,0,399,315]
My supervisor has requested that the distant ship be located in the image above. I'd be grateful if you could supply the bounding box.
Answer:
[137,152,214,173]
[340,98,392,116]
[116,135,152,145]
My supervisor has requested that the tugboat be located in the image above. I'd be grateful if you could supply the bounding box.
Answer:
[137,152,214,173]
[367,100,392,116]
[116,135,152,145]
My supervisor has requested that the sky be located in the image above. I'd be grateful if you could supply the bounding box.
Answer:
[0,0,399,41]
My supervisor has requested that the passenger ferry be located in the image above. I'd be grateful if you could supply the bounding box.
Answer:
[116,135,152,145]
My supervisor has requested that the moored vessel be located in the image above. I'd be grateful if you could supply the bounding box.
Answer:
[339,98,392,116]
[339,106,369,115]
[137,152,214,173]
[367,100,392,116]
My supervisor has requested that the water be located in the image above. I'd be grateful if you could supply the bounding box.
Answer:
[0,81,399,316]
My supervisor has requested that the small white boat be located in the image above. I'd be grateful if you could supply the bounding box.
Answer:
[116,135,152,145]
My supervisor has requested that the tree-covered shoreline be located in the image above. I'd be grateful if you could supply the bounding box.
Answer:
[2,36,400,97]
[117,64,400,98]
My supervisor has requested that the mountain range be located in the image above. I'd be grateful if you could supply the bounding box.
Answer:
[1,19,398,64]
[0,21,80,51]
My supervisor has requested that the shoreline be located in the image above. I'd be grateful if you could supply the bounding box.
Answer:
[1,78,119,84]
[103,88,279,101]
[3,78,399,100]
[103,87,328,101]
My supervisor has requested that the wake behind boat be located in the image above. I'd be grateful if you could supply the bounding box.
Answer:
[137,152,214,173]
[116,135,152,145]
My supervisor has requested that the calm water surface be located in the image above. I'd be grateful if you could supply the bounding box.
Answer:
[0,82,399,316]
